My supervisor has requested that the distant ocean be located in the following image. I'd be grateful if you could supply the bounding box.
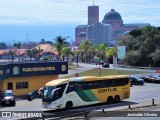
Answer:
[0,24,76,45]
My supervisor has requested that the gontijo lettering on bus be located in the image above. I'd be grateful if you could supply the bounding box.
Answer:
[22,67,55,72]
[98,88,117,93]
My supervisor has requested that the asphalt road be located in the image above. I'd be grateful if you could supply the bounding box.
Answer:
[0,63,159,111]
[0,83,160,111]
[0,63,160,120]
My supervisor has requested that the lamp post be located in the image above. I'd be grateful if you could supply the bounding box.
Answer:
[76,54,79,67]
[13,39,16,61]
[99,50,103,68]
[26,34,29,49]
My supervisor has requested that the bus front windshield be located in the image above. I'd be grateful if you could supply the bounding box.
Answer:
[43,83,67,102]
[43,86,56,100]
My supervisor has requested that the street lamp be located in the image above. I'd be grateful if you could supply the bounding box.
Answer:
[76,54,79,67]
[99,50,103,68]
[75,49,79,67]
[26,34,29,49]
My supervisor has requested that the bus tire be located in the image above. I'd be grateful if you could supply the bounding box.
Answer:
[107,96,113,104]
[65,101,73,110]
[114,95,120,103]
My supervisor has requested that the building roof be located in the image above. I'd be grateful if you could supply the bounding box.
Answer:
[34,44,57,53]
[103,9,122,20]
[76,25,88,28]
[0,50,6,55]
[124,23,150,27]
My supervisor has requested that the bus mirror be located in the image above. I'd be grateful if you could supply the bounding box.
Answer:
[27,90,39,101]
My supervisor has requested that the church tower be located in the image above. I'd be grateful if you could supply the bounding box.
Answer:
[88,3,99,25]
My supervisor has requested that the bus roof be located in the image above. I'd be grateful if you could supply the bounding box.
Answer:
[45,78,69,86]
[45,75,129,86]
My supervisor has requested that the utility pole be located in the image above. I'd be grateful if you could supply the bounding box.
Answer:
[26,34,29,49]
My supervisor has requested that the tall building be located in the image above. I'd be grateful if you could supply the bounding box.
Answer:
[72,5,150,47]
[88,6,99,25]
[87,23,112,45]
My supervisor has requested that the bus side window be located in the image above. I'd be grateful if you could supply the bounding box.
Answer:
[53,90,61,101]
[124,78,129,85]
[110,79,116,87]
[66,83,77,93]
[66,83,73,93]
[98,80,105,88]
[88,81,98,89]
[76,83,82,91]
[115,79,122,86]
[81,82,88,90]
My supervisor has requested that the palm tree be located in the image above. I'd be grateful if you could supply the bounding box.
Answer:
[25,49,34,60]
[61,47,74,61]
[32,47,43,59]
[79,40,92,63]
[7,49,17,61]
[95,43,107,61]
[53,36,67,58]
[14,42,21,61]
[37,46,43,58]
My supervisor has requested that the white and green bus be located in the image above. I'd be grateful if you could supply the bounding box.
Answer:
[42,75,130,110]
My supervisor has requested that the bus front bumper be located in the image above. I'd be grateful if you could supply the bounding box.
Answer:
[42,102,58,110]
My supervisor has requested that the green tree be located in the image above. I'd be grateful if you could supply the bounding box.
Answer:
[61,47,74,61]
[129,29,142,38]
[95,43,107,61]
[118,26,160,67]
[150,49,160,67]
[33,47,43,59]
[123,51,141,66]
[105,47,117,63]
[53,36,67,58]
[14,42,21,61]
[7,49,17,61]
[25,49,34,60]
[79,40,92,63]
[0,43,7,49]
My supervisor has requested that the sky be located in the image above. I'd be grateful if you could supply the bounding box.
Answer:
[0,0,160,44]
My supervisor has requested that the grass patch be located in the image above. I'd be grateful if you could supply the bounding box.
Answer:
[63,68,147,78]
[68,63,77,70]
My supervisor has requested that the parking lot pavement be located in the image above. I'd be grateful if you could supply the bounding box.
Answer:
[99,98,160,112]
[121,99,160,111]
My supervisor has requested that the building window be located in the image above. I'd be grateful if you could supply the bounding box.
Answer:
[16,82,28,89]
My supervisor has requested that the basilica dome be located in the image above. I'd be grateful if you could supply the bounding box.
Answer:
[78,32,86,37]
[103,9,122,20]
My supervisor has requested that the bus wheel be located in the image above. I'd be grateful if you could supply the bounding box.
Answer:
[65,101,73,110]
[107,96,113,104]
[114,95,120,103]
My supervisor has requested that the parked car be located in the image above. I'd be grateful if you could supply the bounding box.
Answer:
[144,75,160,83]
[102,63,110,68]
[153,75,160,83]
[129,76,144,85]
[0,90,16,106]
[99,61,105,65]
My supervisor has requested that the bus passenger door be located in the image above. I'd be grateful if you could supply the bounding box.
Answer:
[65,83,75,107]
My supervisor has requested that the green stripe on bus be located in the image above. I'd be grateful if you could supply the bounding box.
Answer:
[76,90,98,102]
